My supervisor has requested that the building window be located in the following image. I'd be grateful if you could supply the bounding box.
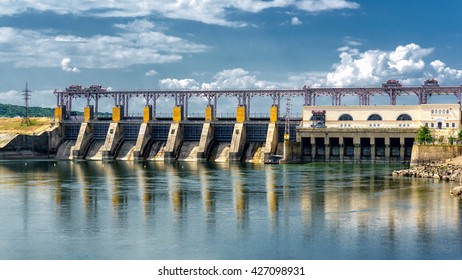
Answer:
[425,123,428,127]
[431,123,434,128]
[447,110,450,114]
[367,114,383,121]
[397,114,412,121]
[431,110,434,114]
[453,123,456,128]
[446,123,449,128]
[338,114,353,121]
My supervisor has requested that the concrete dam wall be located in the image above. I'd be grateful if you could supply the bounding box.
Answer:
[0,125,63,159]
[1,120,423,164]
[49,120,289,163]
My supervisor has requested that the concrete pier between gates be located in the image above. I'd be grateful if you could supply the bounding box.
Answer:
[133,122,152,160]
[102,122,124,160]
[229,123,246,161]
[263,122,278,161]
[164,122,183,160]
[197,122,214,161]
[71,122,93,159]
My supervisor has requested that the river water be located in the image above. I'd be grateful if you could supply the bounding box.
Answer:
[0,160,461,260]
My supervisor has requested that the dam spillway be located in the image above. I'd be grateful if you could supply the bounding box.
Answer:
[57,119,291,163]
[55,116,416,164]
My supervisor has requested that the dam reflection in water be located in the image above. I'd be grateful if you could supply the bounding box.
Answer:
[0,161,461,259]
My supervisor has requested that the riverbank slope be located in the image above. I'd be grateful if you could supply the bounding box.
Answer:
[0,117,52,148]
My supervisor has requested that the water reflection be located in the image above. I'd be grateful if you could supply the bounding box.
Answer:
[230,164,248,226]
[199,164,215,223]
[166,163,186,218]
[265,166,278,225]
[135,162,155,219]
[0,161,461,259]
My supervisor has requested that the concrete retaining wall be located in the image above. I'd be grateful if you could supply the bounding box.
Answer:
[0,127,62,159]
[410,144,462,166]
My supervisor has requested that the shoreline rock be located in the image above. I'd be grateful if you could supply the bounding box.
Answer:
[392,163,462,183]
[450,186,462,199]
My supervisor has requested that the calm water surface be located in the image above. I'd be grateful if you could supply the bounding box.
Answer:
[0,160,461,260]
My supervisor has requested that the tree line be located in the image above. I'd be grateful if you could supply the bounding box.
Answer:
[0,103,55,118]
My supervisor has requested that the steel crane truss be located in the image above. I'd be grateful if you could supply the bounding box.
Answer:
[54,82,462,119]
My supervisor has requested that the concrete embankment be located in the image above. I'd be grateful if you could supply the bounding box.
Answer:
[0,125,63,159]
[410,144,462,166]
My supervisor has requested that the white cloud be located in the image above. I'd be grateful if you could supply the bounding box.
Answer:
[159,68,276,90]
[295,0,359,12]
[291,16,302,25]
[325,43,436,87]
[0,20,207,69]
[60,57,80,72]
[287,71,327,87]
[159,78,200,90]
[145,69,158,76]
[0,1,360,27]
[430,60,462,82]
[0,90,22,106]
[159,44,462,92]
[202,68,276,89]
[387,43,432,74]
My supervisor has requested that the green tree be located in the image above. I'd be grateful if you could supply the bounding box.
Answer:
[416,126,433,144]
[458,129,462,143]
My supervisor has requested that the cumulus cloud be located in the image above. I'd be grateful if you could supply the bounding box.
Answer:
[159,78,200,90]
[202,68,275,89]
[159,43,462,92]
[0,1,360,26]
[0,20,207,69]
[430,60,462,81]
[159,68,276,90]
[60,57,80,72]
[324,43,437,87]
[291,16,302,25]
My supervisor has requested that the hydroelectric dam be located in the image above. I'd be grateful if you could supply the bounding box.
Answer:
[3,79,462,163]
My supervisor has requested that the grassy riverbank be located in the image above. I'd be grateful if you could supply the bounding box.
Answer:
[0,117,52,147]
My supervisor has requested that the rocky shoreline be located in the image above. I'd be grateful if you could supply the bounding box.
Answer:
[392,163,462,182]
[392,163,462,198]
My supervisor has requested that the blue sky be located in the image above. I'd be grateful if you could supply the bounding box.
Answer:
[1,0,462,114]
